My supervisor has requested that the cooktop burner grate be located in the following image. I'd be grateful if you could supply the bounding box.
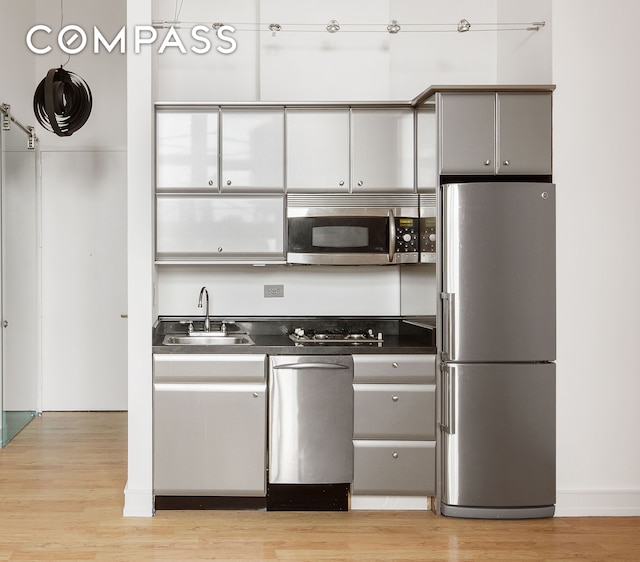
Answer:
[289,327,383,345]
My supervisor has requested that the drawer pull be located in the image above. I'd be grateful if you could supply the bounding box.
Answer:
[392,395,399,402]
[392,362,398,368]
[392,452,399,459]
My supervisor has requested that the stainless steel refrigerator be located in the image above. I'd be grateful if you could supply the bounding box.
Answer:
[438,181,556,519]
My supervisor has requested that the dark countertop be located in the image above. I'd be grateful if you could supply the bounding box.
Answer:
[152,316,436,355]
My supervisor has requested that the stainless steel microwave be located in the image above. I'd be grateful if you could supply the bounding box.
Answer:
[286,194,419,265]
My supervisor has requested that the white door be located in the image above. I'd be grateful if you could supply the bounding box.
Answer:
[41,151,127,410]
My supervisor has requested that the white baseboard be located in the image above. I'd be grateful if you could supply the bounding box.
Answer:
[123,481,155,517]
[555,490,640,516]
[351,495,431,511]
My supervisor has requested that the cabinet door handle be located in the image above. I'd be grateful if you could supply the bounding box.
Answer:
[357,180,364,186]
[484,160,491,166]
[339,180,344,186]
[392,452,399,459]
[226,179,232,185]
[392,395,399,402]
[208,180,214,186]
[272,362,350,370]
[253,392,259,398]
[503,160,510,166]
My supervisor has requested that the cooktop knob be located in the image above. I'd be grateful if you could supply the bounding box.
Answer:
[402,233,412,242]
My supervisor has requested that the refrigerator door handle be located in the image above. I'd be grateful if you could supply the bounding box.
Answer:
[440,365,455,434]
[440,292,455,361]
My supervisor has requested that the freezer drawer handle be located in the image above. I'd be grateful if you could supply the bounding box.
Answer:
[272,362,350,370]
[440,292,455,360]
[441,366,455,434]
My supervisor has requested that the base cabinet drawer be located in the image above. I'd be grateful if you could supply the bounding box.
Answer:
[352,440,435,496]
[353,354,435,384]
[354,384,435,440]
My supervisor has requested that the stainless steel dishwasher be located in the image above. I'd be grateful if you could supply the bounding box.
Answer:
[267,355,354,510]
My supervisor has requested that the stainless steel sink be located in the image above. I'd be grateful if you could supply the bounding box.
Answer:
[162,334,255,346]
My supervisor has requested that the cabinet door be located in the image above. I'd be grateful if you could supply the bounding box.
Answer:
[351,108,414,192]
[353,384,436,440]
[417,106,437,191]
[154,382,267,495]
[497,92,552,175]
[221,109,284,192]
[156,109,218,191]
[155,194,284,262]
[286,108,350,192]
[441,363,555,509]
[353,440,435,495]
[439,93,495,175]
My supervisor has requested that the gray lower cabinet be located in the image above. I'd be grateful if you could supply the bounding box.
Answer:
[153,354,267,496]
[352,354,436,496]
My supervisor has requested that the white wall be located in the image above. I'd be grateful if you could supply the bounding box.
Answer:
[0,0,36,120]
[125,0,155,517]
[497,0,552,84]
[549,0,640,516]
[156,265,435,317]
[34,0,128,410]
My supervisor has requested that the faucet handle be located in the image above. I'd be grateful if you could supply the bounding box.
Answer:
[179,320,195,333]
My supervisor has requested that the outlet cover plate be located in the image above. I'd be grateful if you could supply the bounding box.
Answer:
[264,284,284,298]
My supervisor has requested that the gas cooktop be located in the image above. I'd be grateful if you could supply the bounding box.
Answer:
[289,327,383,345]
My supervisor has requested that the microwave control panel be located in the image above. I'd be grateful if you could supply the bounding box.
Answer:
[395,218,419,253]
[420,217,436,263]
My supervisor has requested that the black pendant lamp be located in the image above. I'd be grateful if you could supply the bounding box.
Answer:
[33,66,92,136]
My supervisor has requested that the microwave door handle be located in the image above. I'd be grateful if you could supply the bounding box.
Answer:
[388,209,396,263]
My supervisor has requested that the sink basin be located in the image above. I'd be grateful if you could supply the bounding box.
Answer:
[163,334,255,346]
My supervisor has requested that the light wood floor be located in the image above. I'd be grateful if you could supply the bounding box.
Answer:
[1,412,639,561]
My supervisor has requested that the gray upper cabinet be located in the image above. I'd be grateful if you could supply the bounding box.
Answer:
[155,194,285,263]
[416,106,437,191]
[286,108,350,192]
[496,92,552,175]
[286,107,414,193]
[438,93,496,175]
[221,108,285,192]
[438,92,552,176]
[351,108,414,192]
[156,108,219,191]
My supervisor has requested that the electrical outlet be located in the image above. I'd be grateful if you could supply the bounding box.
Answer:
[264,284,284,298]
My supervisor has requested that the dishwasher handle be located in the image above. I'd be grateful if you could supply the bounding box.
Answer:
[272,362,350,370]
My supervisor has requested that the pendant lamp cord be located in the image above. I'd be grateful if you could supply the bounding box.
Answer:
[60,0,70,68]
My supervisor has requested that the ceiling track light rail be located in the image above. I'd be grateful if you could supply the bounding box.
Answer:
[152,19,546,35]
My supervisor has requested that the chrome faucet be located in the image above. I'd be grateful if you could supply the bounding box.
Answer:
[197,286,210,332]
